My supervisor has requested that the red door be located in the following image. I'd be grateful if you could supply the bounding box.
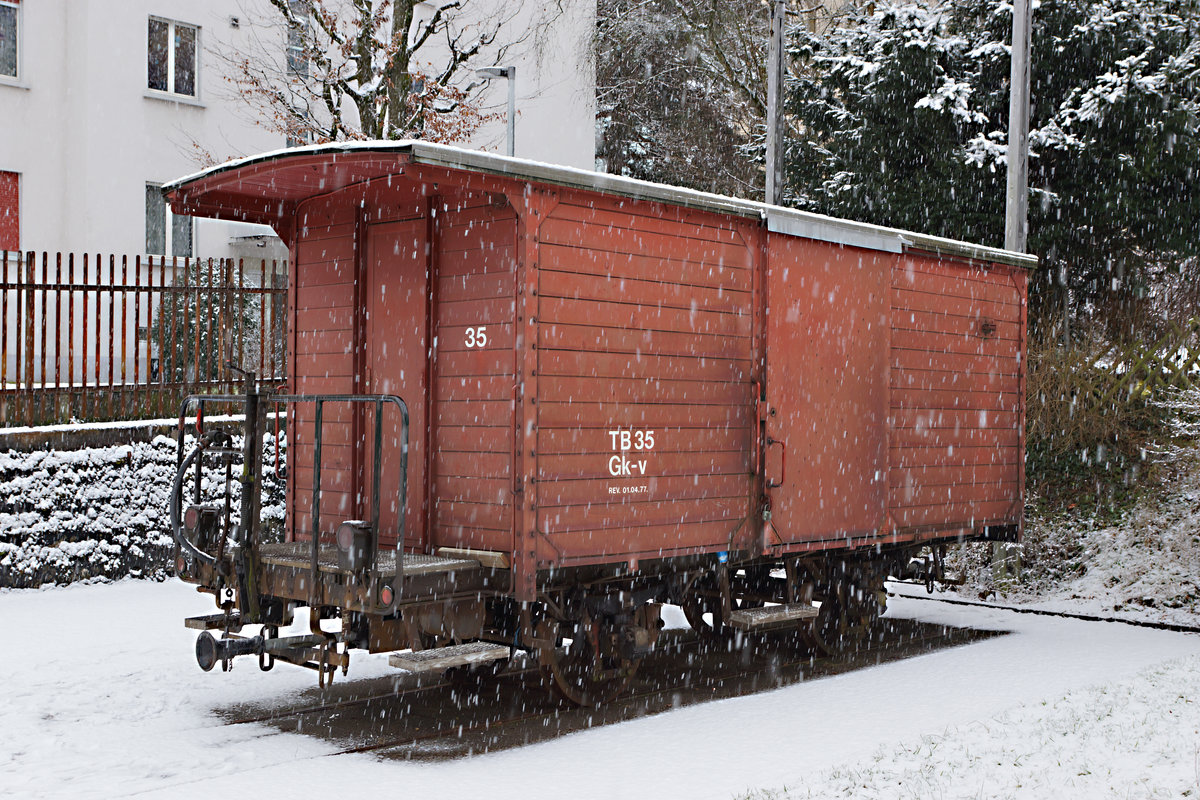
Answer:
[366,218,429,550]
[763,236,891,544]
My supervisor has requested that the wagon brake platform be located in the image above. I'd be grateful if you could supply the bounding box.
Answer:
[256,543,482,577]
[251,543,505,612]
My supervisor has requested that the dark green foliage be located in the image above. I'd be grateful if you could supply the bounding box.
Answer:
[785,0,1200,338]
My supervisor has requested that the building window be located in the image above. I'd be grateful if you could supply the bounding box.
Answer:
[286,0,309,79]
[0,1,19,79]
[0,171,18,251]
[146,183,193,257]
[148,17,197,97]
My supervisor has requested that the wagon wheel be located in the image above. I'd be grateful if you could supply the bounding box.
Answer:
[535,611,642,707]
[681,566,771,637]
[799,559,886,656]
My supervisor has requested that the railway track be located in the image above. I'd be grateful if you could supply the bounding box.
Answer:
[887,582,1200,635]
[223,618,991,760]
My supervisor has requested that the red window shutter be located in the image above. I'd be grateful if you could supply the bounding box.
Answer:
[0,171,18,251]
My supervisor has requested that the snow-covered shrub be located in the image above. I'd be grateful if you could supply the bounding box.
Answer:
[0,431,286,588]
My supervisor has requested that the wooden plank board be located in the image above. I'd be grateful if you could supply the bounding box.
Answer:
[893,287,1019,321]
[435,450,512,478]
[890,463,1019,489]
[539,297,751,339]
[294,328,353,357]
[297,281,354,310]
[439,219,516,252]
[296,306,353,332]
[891,388,1021,412]
[892,500,1017,528]
[893,309,1020,340]
[538,425,750,455]
[891,445,1022,468]
[439,323,514,353]
[552,201,747,245]
[436,400,512,428]
[437,247,516,277]
[436,349,514,378]
[894,264,1021,306]
[891,368,1016,394]
[539,217,752,268]
[537,401,753,429]
[890,483,1019,509]
[296,252,356,288]
[891,348,1020,376]
[538,496,746,534]
[890,426,1021,448]
[435,426,512,453]
[538,269,749,315]
[438,271,515,303]
[541,519,743,558]
[433,476,514,506]
[538,323,751,362]
[539,450,751,480]
[537,473,750,508]
[293,351,354,380]
[434,374,516,402]
[538,350,751,383]
[891,408,1020,431]
[538,375,748,406]
[891,327,1019,356]
[540,244,752,293]
[434,500,513,533]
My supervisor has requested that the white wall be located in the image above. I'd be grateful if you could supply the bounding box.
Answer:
[464,1,597,169]
[0,0,596,257]
[0,1,286,257]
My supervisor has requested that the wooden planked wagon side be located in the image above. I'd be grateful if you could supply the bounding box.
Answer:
[167,141,1032,602]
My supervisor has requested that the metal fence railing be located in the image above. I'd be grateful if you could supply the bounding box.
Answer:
[0,251,288,426]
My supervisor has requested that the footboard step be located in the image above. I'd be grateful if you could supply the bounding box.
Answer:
[728,603,819,631]
[184,612,241,631]
[389,642,511,674]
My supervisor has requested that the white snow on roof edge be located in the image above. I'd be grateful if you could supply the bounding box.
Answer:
[165,140,1038,269]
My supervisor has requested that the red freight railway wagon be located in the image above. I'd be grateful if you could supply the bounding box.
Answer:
[166,142,1033,704]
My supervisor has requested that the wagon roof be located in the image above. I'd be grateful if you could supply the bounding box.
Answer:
[165,140,1037,269]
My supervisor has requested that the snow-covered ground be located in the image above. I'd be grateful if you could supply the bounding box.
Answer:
[952,456,1200,630]
[2,579,1197,799]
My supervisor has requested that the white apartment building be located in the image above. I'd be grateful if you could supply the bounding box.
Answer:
[0,0,596,260]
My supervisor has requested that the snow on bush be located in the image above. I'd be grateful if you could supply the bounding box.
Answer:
[0,432,285,588]
[951,452,1200,626]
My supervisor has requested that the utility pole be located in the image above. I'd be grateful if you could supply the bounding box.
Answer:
[1000,0,1032,586]
[1004,0,1031,254]
[765,0,786,206]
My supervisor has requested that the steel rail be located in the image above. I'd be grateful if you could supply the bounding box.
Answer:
[887,584,1200,635]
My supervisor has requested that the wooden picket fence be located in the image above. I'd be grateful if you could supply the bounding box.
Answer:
[1087,318,1200,403]
[1026,318,1200,462]
[0,251,288,427]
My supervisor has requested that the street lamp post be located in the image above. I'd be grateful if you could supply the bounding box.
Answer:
[476,66,516,157]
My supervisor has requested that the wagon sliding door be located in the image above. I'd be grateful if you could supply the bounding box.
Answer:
[763,237,891,546]
[365,218,429,550]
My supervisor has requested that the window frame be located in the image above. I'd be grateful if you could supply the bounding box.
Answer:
[0,0,21,83]
[147,16,200,99]
[145,183,193,258]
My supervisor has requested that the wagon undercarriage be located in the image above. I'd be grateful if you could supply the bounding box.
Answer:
[170,384,916,705]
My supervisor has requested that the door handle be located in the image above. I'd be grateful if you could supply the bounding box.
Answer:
[765,437,786,489]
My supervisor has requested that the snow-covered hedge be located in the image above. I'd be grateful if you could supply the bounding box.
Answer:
[0,432,285,588]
